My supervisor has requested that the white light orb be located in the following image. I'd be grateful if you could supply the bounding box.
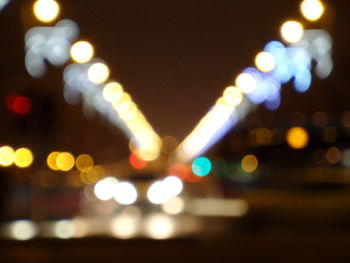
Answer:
[9,220,38,240]
[87,62,110,84]
[235,73,256,94]
[162,176,183,197]
[113,182,138,205]
[280,21,304,43]
[300,0,325,22]
[94,177,118,201]
[70,41,94,64]
[254,51,276,72]
[33,0,60,23]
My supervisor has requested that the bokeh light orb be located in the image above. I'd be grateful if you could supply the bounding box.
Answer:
[56,152,75,171]
[47,151,60,171]
[280,21,304,43]
[192,156,212,177]
[286,127,309,149]
[103,82,124,103]
[241,154,258,173]
[33,0,60,23]
[75,154,94,172]
[94,177,119,201]
[9,220,37,241]
[14,148,34,168]
[113,182,138,205]
[70,41,94,64]
[145,214,175,239]
[235,73,256,94]
[87,62,110,84]
[147,181,168,205]
[223,86,243,106]
[0,146,15,167]
[254,51,276,72]
[300,0,325,22]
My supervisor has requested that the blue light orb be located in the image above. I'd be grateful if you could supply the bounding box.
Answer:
[192,157,212,177]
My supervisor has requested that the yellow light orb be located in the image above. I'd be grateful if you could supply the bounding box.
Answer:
[14,148,34,168]
[286,127,309,149]
[300,0,325,22]
[75,154,94,172]
[0,146,15,167]
[235,73,256,94]
[241,154,258,173]
[223,86,243,106]
[56,152,75,172]
[47,151,60,171]
[280,21,304,43]
[70,41,94,64]
[87,63,110,84]
[103,82,124,102]
[33,0,60,23]
[254,51,276,72]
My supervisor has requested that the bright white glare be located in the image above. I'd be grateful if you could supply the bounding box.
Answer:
[87,62,110,84]
[162,197,185,215]
[147,176,183,205]
[53,220,75,239]
[0,0,9,11]
[300,0,325,21]
[255,51,276,72]
[162,176,183,197]
[147,181,168,204]
[235,73,256,94]
[280,21,304,43]
[94,177,119,201]
[70,41,94,63]
[103,82,124,102]
[145,214,175,239]
[33,0,60,23]
[111,214,139,239]
[9,220,38,240]
[113,182,138,205]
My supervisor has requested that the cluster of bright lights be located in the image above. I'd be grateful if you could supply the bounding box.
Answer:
[25,19,79,78]
[0,146,34,168]
[174,0,331,163]
[94,177,138,205]
[147,176,183,205]
[26,2,162,162]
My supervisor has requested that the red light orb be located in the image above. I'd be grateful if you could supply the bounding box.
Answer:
[129,152,148,170]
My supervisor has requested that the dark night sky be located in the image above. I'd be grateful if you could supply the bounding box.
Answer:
[0,0,349,161]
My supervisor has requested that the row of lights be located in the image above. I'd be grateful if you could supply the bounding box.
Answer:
[93,175,184,206]
[46,152,94,172]
[174,0,328,163]
[0,146,33,168]
[4,212,178,240]
[31,0,162,162]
